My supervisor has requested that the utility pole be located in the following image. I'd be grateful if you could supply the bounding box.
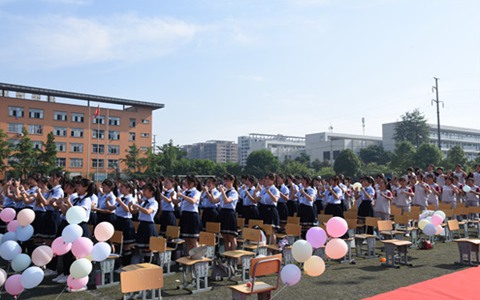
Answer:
[152,134,157,153]
[431,77,444,150]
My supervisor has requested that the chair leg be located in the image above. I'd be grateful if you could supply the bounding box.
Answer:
[232,290,248,300]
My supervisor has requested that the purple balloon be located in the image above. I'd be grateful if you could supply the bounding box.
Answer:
[306,227,327,248]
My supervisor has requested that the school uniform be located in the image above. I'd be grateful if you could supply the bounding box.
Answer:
[277,184,290,225]
[441,185,457,209]
[297,187,317,230]
[358,186,375,234]
[473,172,480,187]
[314,188,324,215]
[219,189,239,236]
[158,189,177,236]
[179,188,202,239]
[260,186,280,229]
[287,184,299,217]
[32,192,48,238]
[374,190,392,220]
[465,185,480,207]
[89,193,98,226]
[394,187,412,214]
[236,186,245,217]
[201,189,220,230]
[136,197,159,249]
[412,183,430,211]
[427,183,441,210]
[97,191,116,224]
[453,171,466,185]
[325,186,344,218]
[242,187,260,225]
[114,194,136,247]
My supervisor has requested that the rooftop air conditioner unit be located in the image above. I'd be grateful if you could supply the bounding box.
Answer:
[16,92,25,99]
[31,94,41,100]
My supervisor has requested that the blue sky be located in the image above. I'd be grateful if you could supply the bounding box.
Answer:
[1,0,479,146]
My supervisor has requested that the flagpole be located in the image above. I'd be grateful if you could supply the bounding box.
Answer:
[87,101,91,177]
[96,108,100,181]
[105,108,109,179]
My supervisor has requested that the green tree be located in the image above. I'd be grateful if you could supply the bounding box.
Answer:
[413,143,443,170]
[294,153,310,166]
[390,141,416,174]
[442,145,467,171]
[0,129,13,176]
[38,132,58,175]
[156,140,186,175]
[244,150,279,178]
[359,163,390,178]
[280,160,313,176]
[141,147,165,178]
[333,149,362,178]
[316,167,335,178]
[359,145,391,165]
[9,127,39,178]
[122,144,143,177]
[394,109,430,147]
[223,162,242,175]
[311,159,330,172]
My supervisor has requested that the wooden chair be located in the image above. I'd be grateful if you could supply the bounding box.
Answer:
[241,227,266,256]
[248,219,264,228]
[237,217,245,229]
[317,214,333,225]
[229,254,282,300]
[410,206,421,218]
[390,206,402,218]
[120,265,163,300]
[439,202,452,210]
[377,220,405,240]
[110,230,124,256]
[149,236,174,275]
[343,210,357,220]
[206,222,221,234]
[394,214,419,245]
[354,217,378,258]
[199,231,216,259]
[165,225,185,256]
[447,220,462,241]
[286,216,300,225]
[427,204,436,211]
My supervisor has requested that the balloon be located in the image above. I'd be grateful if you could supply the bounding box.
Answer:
[423,223,437,236]
[5,274,24,296]
[66,206,86,225]
[306,227,327,249]
[91,242,112,262]
[2,231,17,243]
[94,222,115,242]
[7,220,20,233]
[17,209,35,227]
[431,214,444,226]
[31,245,54,267]
[21,266,44,289]
[0,269,7,287]
[303,256,325,277]
[62,224,83,243]
[380,257,387,263]
[71,237,94,259]
[463,185,471,193]
[11,254,31,272]
[326,217,348,238]
[352,182,362,190]
[418,219,429,230]
[70,258,92,279]
[325,238,348,260]
[435,224,444,235]
[0,208,16,223]
[0,240,22,261]
[280,264,301,286]
[67,275,88,290]
[52,237,72,256]
[291,240,313,263]
[16,225,34,242]
[434,210,446,221]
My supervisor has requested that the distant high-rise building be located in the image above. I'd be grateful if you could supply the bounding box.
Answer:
[237,133,305,166]
[183,140,238,163]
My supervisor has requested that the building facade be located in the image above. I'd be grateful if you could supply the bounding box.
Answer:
[183,140,238,163]
[0,82,164,180]
[238,133,305,166]
[383,122,480,160]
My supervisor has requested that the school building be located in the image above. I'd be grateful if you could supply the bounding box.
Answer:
[182,140,238,163]
[0,82,164,180]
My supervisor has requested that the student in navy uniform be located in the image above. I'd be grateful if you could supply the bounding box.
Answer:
[95,179,117,225]
[236,175,247,218]
[132,183,159,259]
[255,173,280,244]
[114,181,136,268]
[19,174,39,211]
[276,174,290,230]
[286,175,299,217]
[158,177,178,236]
[324,176,344,218]
[297,176,317,236]
[89,183,99,227]
[177,175,202,253]
[243,175,261,226]
[313,176,324,214]
[355,177,375,234]
[32,177,48,243]
[201,177,220,230]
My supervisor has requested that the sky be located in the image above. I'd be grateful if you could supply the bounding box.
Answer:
[1,0,479,146]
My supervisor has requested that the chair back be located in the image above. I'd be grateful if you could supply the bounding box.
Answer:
[249,254,282,278]
[286,216,300,224]
[237,217,245,229]
[242,227,261,243]
[317,214,333,224]
[343,210,357,219]
[206,222,221,234]
[345,218,358,230]
[377,220,393,231]
[149,236,167,252]
[285,223,302,237]
[110,230,124,255]
[199,231,216,247]
[394,214,409,226]
[166,225,180,239]
[447,219,460,231]
[121,267,163,294]
[365,217,379,228]
[248,219,264,228]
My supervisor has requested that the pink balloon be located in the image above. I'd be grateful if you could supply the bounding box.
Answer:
[5,274,24,297]
[32,245,54,267]
[325,238,348,259]
[326,217,348,238]
[17,209,35,227]
[7,220,20,233]
[94,222,115,242]
[306,227,327,248]
[71,237,93,259]
[435,224,443,235]
[67,275,88,290]
[0,208,16,223]
[431,214,444,226]
[52,237,72,256]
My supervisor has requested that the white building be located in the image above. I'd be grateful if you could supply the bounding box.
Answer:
[305,132,382,163]
[382,122,480,160]
[238,133,305,166]
[183,140,238,163]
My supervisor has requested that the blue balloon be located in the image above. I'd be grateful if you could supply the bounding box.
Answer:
[16,225,34,242]
[2,232,17,243]
[21,266,44,289]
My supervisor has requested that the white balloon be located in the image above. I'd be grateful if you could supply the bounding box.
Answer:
[291,240,313,263]
[62,224,83,243]
[280,264,302,286]
[66,206,86,225]
[21,266,44,289]
[91,242,112,262]
[0,268,6,287]
[70,258,92,279]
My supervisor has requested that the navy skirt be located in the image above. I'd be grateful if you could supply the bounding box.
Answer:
[287,201,298,217]
[357,201,374,218]
[325,203,344,218]
[277,202,289,224]
[261,205,280,229]
[201,207,219,230]
[219,208,238,236]
[179,211,201,239]
[32,211,46,238]
[40,210,60,239]
[136,221,158,249]
[236,198,244,217]
[114,216,136,245]
[315,200,324,214]
[97,212,116,225]
[299,204,317,229]
[158,210,177,236]
[243,205,260,225]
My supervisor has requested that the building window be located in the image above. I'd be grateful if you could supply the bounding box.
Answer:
[140,133,150,138]
[56,158,66,167]
[92,159,104,168]
[55,142,66,152]
[108,117,120,126]
[108,159,118,169]
[32,141,43,150]
[92,144,105,154]
[54,127,67,137]
[70,158,83,168]
[93,116,105,125]
[108,131,120,140]
[8,123,23,134]
[129,132,136,141]
[28,124,43,135]
[141,119,149,124]
[92,129,105,139]
[140,147,148,152]
[129,118,136,128]
[70,143,83,153]
[71,128,84,138]
[323,151,330,161]
[8,107,24,118]
[108,145,120,155]
[29,109,44,119]
[71,113,84,123]
[8,139,20,147]
[54,111,67,121]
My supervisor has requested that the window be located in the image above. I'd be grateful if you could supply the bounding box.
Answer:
[141,119,150,124]
[93,116,105,125]
[70,143,83,153]
[129,118,136,128]
[92,144,105,154]
[108,159,118,169]
[54,111,67,121]
[71,128,84,138]
[108,145,120,155]
[70,158,83,168]
[108,117,120,126]
[8,123,23,134]
[32,141,43,150]
[71,113,84,123]
[8,139,20,147]
[28,124,43,135]
[92,159,104,168]
[92,129,105,139]
[140,133,150,138]
[56,158,66,167]
[140,147,148,152]
[55,142,66,152]
[54,127,67,137]
[8,107,24,118]
[29,109,44,119]
[108,131,120,140]
[323,151,330,161]
[129,132,136,141]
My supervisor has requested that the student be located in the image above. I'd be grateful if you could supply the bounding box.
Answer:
[177,175,202,253]
[20,174,39,210]
[236,175,246,218]
[132,183,159,259]
[286,175,299,217]
[374,179,392,220]
[324,176,344,218]
[436,167,447,187]
[89,183,99,227]
[412,173,430,211]
[242,175,261,225]
[473,164,480,187]
[201,177,220,230]
[355,177,375,234]
[313,176,324,215]
[276,174,290,229]
[426,174,441,211]
[441,177,459,209]
[255,173,280,243]
[394,177,413,214]
[32,177,48,241]
[113,181,136,269]
[465,177,480,208]
[453,164,467,185]
[96,179,117,225]
[297,176,317,235]
[158,177,178,236]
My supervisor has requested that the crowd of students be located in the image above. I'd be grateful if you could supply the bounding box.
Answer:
[0,163,479,291]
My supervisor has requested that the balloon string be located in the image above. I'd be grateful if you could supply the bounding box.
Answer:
[271,284,289,299]
[54,286,67,300]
